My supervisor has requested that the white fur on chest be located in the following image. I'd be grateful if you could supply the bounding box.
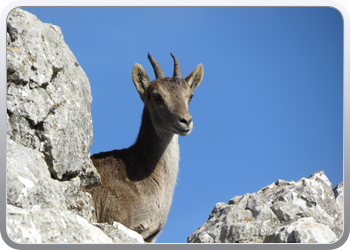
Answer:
[161,134,179,185]
[139,135,180,230]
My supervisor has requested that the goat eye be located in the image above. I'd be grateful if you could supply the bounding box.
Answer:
[152,93,160,100]
[189,94,194,102]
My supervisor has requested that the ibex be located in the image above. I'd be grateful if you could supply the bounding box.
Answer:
[86,53,204,243]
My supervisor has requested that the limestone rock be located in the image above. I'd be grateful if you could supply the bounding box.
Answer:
[7,7,100,183]
[6,204,113,243]
[334,181,344,219]
[6,8,146,244]
[188,171,343,243]
[264,217,337,243]
[59,177,95,222]
[93,222,145,243]
[7,139,66,211]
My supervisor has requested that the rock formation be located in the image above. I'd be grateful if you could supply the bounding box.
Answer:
[6,8,143,244]
[6,8,343,245]
[187,171,343,243]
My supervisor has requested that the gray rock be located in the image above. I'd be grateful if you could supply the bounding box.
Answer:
[6,8,145,244]
[7,112,41,150]
[7,8,100,183]
[6,204,113,243]
[93,222,145,243]
[7,139,66,211]
[264,217,337,243]
[59,177,95,222]
[6,141,144,244]
[188,171,343,243]
[334,181,343,218]
[7,81,55,126]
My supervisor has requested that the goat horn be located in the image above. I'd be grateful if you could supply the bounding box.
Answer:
[148,52,165,79]
[170,53,182,79]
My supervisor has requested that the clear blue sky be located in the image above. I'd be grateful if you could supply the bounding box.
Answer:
[21,7,343,243]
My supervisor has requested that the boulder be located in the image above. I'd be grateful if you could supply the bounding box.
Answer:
[7,7,100,184]
[6,8,144,244]
[188,171,343,243]
[7,139,67,211]
[6,204,113,243]
[264,217,337,243]
[93,222,145,243]
[333,181,344,219]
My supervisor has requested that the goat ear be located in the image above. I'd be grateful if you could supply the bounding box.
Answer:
[185,64,204,91]
[132,63,151,100]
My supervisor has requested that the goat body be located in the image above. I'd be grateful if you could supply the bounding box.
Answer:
[86,53,203,243]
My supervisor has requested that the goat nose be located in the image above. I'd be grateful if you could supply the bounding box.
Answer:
[179,116,192,125]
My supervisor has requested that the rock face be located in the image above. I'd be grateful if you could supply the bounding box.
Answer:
[7,7,99,184]
[7,204,114,243]
[6,8,144,244]
[187,171,343,243]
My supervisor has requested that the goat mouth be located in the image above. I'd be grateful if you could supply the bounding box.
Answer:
[173,125,191,134]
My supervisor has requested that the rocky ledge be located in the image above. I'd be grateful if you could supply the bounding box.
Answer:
[187,171,343,243]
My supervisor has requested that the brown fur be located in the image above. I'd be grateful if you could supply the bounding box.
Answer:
[85,53,204,242]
